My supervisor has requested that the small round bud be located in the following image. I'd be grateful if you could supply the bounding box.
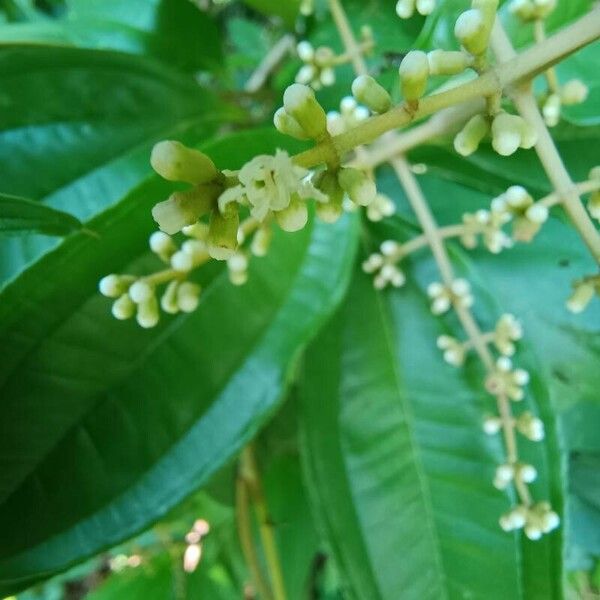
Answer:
[171,250,194,273]
[483,417,501,435]
[519,464,537,483]
[541,511,560,533]
[320,68,335,87]
[492,113,523,157]
[251,226,273,257]
[399,51,429,102]
[295,64,316,85]
[276,197,308,232]
[542,93,561,128]
[177,282,201,313]
[351,75,392,114]
[396,0,416,18]
[338,168,377,206]
[112,294,136,320]
[427,50,471,76]
[297,41,314,62]
[561,79,589,105]
[150,141,217,185]
[136,296,159,329]
[129,280,154,304]
[99,274,126,298]
[525,203,548,224]
[149,231,176,258]
[274,108,310,141]
[416,0,435,15]
[283,84,328,140]
[524,525,542,541]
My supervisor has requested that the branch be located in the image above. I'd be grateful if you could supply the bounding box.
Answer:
[293,9,600,169]
[491,20,600,263]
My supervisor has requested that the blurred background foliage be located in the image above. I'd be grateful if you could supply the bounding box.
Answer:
[0,0,598,598]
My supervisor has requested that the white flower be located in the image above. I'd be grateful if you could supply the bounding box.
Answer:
[494,313,523,356]
[221,150,326,222]
[485,357,529,401]
[367,193,395,222]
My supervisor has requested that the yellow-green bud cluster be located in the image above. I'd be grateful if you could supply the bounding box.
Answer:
[460,207,512,253]
[362,240,406,290]
[436,335,466,366]
[366,193,396,222]
[542,80,589,128]
[491,185,548,242]
[327,96,370,136]
[493,313,523,356]
[275,84,328,141]
[427,279,474,315]
[351,75,392,114]
[454,0,498,57]
[491,112,537,157]
[295,42,337,90]
[485,356,529,401]
[399,51,429,103]
[395,0,436,19]
[500,502,559,540]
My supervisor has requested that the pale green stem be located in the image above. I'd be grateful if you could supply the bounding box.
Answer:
[491,19,600,264]
[293,9,600,170]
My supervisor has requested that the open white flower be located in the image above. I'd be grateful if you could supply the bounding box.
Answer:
[220,150,326,222]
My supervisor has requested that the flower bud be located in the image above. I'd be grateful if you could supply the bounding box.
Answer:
[112,293,136,320]
[396,0,415,18]
[509,0,535,20]
[149,231,176,261]
[177,282,201,313]
[320,67,335,87]
[150,141,217,185]
[296,64,317,85]
[152,183,220,235]
[427,50,471,76]
[183,222,210,240]
[542,93,561,127]
[454,9,489,56]
[296,41,314,62]
[492,113,523,156]
[274,108,310,141]
[338,168,376,206]
[283,84,328,140]
[351,75,392,114]
[137,296,159,329]
[454,114,489,156]
[251,225,273,257]
[483,416,501,435]
[566,281,595,314]
[171,250,194,273]
[275,196,309,232]
[160,280,180,314]
[399,51,429,102]
[416,0,436,15]
[207,207,239,261]
[129,280,154,304]
[99,274,128,298]
[561,79,589,105]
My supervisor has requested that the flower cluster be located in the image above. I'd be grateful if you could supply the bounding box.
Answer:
[395,0,437,19]
[427,279,474,314]
[567,275,600,314]
[296,41,337,89]
[499,502,559,540]
[509,0,588,127]
[327,96,370,136]
[460,185,549,252]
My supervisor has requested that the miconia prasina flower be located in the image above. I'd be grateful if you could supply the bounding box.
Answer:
[399,51,430,102]
[351,75,392,114]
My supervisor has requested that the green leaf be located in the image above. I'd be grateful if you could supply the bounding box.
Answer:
[0,192,81,236]
[0,0,222,71]
[242,0,300,28]
[296,150,600,597]
[0,44,221,284]
[0,129,359,595]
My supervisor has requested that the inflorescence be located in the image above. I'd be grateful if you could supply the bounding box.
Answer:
[99,0,600,539]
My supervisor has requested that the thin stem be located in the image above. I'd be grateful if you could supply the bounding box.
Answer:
[392,156,528,505]
[491,20,600,264]
[328,0,368,75]
[533,19,560,93]
[240,447,288,600]
[540,179,600,208]
[236,471,273,600]
[245,35,295,93]
[332,40,375,66]
[293,9,600,170]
